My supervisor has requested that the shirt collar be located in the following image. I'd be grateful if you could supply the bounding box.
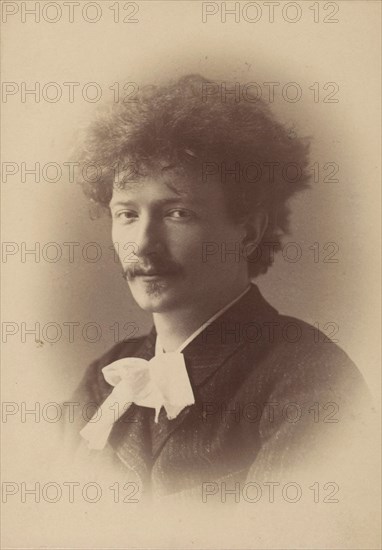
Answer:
[154,285,252,355]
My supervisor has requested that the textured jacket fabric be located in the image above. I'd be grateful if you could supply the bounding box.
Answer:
[65,284,370,498]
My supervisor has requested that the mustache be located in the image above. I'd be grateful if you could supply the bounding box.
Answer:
[121,258,184,280]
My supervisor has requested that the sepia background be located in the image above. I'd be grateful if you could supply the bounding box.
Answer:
[1,1,381,548]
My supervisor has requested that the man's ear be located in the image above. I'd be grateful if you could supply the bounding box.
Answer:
[241,210,269,255]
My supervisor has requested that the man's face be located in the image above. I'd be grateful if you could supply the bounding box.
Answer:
[109,171,248,313]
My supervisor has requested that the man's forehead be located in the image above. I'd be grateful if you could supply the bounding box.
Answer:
[110,170,208,202]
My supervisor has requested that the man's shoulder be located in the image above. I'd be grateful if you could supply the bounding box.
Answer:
[267,312,358,372]
[239,310,369,405]
[225,285,360,377]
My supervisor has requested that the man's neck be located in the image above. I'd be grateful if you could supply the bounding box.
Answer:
[152,281,251,352]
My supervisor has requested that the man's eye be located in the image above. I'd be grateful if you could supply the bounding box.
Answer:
[114,211,138,223]
[166,209,193,219]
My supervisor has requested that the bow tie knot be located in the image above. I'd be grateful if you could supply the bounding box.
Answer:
[80,353,195,450]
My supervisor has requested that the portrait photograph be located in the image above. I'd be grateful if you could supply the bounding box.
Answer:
[1,1,381,549]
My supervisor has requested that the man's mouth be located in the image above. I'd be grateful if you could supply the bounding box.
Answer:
[130,269,174,279]
[136,272,172,279]
[123,261,183,281]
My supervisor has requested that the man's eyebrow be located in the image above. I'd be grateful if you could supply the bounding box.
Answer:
[109,197,200,208]
[109,200,135,209]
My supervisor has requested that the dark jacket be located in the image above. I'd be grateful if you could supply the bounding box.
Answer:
[66,284,370,499]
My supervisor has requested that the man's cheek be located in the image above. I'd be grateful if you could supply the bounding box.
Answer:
[111,228,136,264]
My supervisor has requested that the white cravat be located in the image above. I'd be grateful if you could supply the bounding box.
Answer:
[80,353,194,450]
[80,285,251,450]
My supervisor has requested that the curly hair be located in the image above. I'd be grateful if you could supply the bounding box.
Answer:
[77,73,311,277]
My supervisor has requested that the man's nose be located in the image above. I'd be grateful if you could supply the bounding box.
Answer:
[135,215,165,257]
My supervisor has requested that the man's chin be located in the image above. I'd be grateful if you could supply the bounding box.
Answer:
[127,278,180,312]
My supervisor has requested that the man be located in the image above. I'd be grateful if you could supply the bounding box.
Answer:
[67,74,370,499]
